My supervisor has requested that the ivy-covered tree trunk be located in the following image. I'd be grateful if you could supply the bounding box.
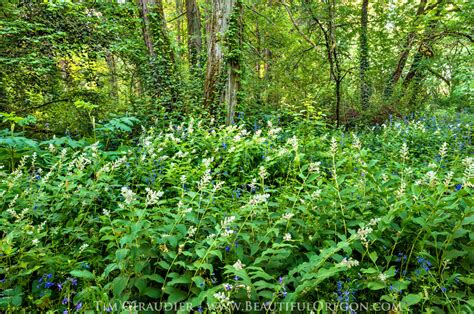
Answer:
[185,0,202,69]
[138,0,155,58]
[203,0,235,116]
[359,0,370,110]
[105,50,119,100]
[224,1,243,125]
[327,0,342,127]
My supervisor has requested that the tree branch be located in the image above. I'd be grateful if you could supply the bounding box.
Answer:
[18,99,70,113]
[281,1,317,48]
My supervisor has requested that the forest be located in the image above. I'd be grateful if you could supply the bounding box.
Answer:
[0,0,472,313]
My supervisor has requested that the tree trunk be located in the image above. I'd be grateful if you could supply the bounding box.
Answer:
[224,1,243,125]
[185,0,202,68]
[176,0,183,46]
[359,0,370,110]
[384,0,427,98]
[327,0,342,127]
[203,0,235,116]
[138,0,155,58]
[105,50,119,100]
[154,0,176,65]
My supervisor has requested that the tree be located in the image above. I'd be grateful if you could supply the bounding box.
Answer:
[383,0,428,98]
[203,0,239,121]
[185,0,203,69]
[359,0,370,110]
[224,0,243,125]
[138,0,155,58]
[283,0,346,126]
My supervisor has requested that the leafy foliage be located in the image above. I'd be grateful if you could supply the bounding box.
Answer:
[0,115,472,312]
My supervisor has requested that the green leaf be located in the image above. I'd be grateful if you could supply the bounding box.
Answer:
[369,251,378,263]
[164,287,187,303]
[402,293,423,306]
[367,281,385,290]
[112,276,129,298]
[70,270,95,280]
[115,248,129,261]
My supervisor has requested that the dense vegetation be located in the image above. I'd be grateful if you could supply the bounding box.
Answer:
[0,0,472,313]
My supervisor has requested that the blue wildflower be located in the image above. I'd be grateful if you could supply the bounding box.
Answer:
[198,305,203,313]
[45,281,54,288]
[278,277,283,284]
[70,278,78,286]
[455,184,462,191]
[57,283,63,291]
[441,286,447,293]
[62,298,69,305]
[225,246,230,252]
[234,276,239,281]
[76,302,82,311]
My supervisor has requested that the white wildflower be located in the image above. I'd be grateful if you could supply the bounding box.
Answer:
[121,187,136,205]
[174,151,188,158]
[222,228,235,237]
[187,226,197,237]
[311,189,322,199]
[401,142,409,160]
[258,166,268,179]
[213,181,225,191]
[283,233,292,241]
[268,127,282,138]
[282,212,294,220]
[462,157,474,188]
[145,188,164,206]
[233,259,245,270]
[248,178,257,191]
[182,207,192,214]
[330,137,338,154]
[396,181,406,197]
[378,273,387,282]
[356,225,373,247]
[308,162,321,173]
[32,239,40,246]
[287,135,298,151]
[79,243,89,252]
[221,216,236,228]
[102,209,110,217]
[339,257,359,268]
[249,193,270,205]
[352,133,361,150]
[198,169,212,190]
[439,142,448,158]
[213,292,231,305]
[425,171,437,185]
[180,175,187,184]
[48,143,56,153]
[444,171,454,187]
[202,157,214,168]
